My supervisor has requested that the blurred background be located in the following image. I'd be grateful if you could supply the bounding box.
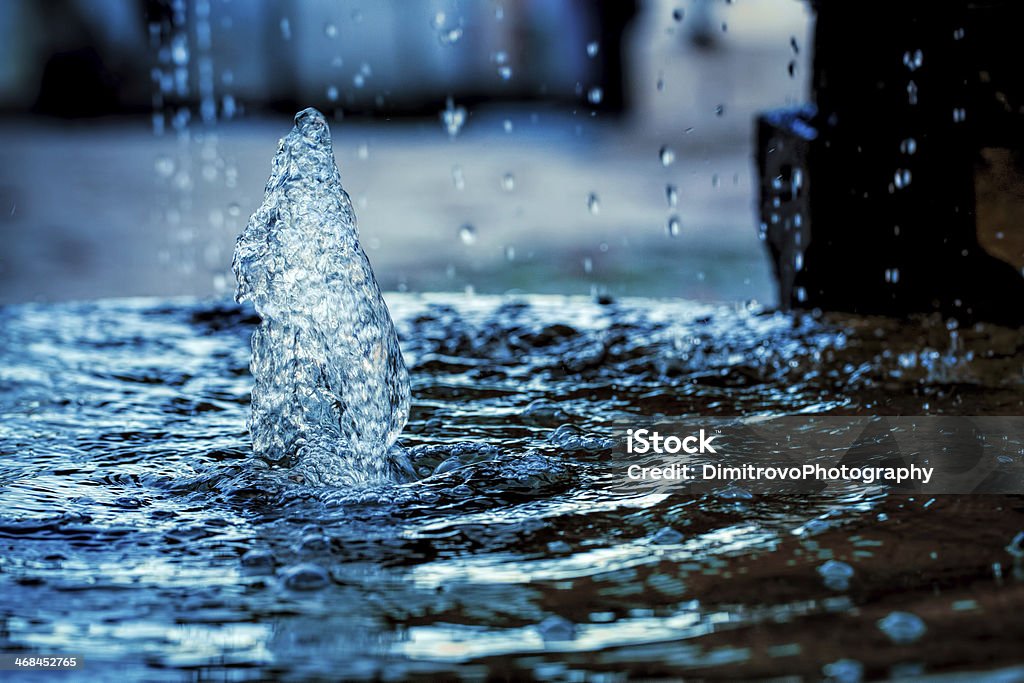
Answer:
[0,0,810,304]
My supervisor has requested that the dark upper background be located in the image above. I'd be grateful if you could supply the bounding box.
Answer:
[0,0,810,304]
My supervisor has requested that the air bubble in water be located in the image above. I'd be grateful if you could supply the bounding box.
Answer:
[458,223,477,245]
[667,215,681,237]
[587,192,600,214]
[587,87,603,105]
[666,184,678,207]
[501,173,515,191]
[659,146,676,166]
[586,41,599,57]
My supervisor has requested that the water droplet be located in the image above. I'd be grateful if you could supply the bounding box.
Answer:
[818,560,854,590]
[587,192,600,214]
[659,146,676,167]
[894,169,912,189]
[353,73,365,88]
[503,119,513,133]
[432,11,446,29]
[877,611,926,644]
[493,50,508,65]
[711,173,720,188]
[714,104,725,116]
[279,17,292,40]
[673,8,684,21]
[953,27,965,40]
[326,85,339,102]
[587,87,603,105]
[907,80,919,105]
[228,202,241,217]
[790,36,799,54]
[652,526,684,544]
[822,659,863,683]
[171,35,189,66]
[537,615,576,641]
[324,23,337,38]
[953,107,966,122]
[501,173,515,192]
[452,165,465,190]
[351,9,363,23]
[458,223,477,245]
[667,215,681,237]
[357,142,369,160]
[794,251,804,271]
[582,256,593,273]
[498,65,513,80]
[900,137,917,155]
[586,41,599,57]
[656,77,665,92]
[281,563,330,591]
[902,49,923,71]
[441,97,467,137]
[885,267,900,284]
[504,245,516,261]
[154,155,175,178]
[788,61,797,78]
[666,184,678,208]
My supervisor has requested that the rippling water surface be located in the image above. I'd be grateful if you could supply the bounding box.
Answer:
[1,294,1022,680]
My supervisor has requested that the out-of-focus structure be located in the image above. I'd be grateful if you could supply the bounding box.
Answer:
[758,0,1024,325]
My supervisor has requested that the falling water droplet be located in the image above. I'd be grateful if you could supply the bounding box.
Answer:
[324,23,337,38]
[503,119,513,133]
[953,27,965,40]
[902,49,923,71]
[451,165,465,190]
[900,138,917,155]
[712,173,721,188]
[656,77,665,92]
[587,87,603,105]
[279,18,292,40]
[666,184,678,208]
[357,143,369,160]
[659,146,676,167]
[458,223,477,245]
[894,169,912,189]
[714,104,725,117]
[154,155,175,178]
[788,61,797,78]
[953,107,966,123]
[228,202,241,217]
[504,245,516,261]
[582,256,593,273]
[353,73,365,88]
[667,215,681,237]
[326,85,339,102]
[790,36,799,54]
[441,97,467,137]
[498,65,513,80]
[587,41,600,58]
[672,8,684,21]
[501,173,515,192]
[907,80,919,105]
[885,267,901,284]
[587,193,600,214]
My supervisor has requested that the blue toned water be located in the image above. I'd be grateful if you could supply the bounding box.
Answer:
[1,293,1023,679]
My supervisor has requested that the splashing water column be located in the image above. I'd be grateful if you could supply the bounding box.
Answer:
[232,108,410,486]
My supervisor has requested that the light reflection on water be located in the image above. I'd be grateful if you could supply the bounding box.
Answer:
[0,294,1022,679]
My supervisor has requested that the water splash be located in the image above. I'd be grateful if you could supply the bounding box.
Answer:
[232,108,411,486]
